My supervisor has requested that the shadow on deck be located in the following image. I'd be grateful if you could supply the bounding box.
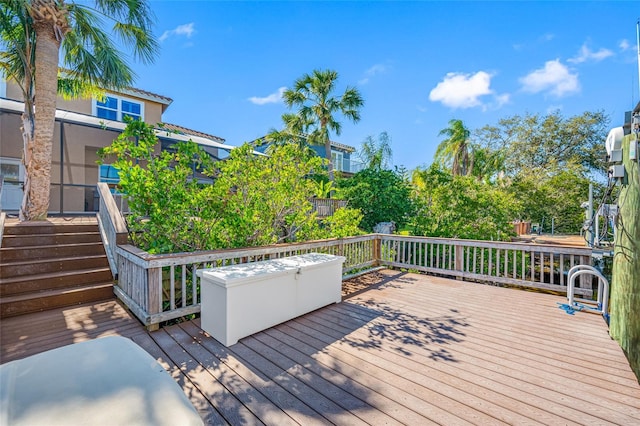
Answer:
[2,269,639,425]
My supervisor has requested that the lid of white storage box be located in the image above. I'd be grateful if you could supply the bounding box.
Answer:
[197,253,346,287]
[278,253,346,270]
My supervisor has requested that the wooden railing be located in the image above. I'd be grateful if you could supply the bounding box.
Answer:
[115,235,377,329]
[112,233,592,330]
[96,183,128,277]
[0,212,5,248]
[379,235,593,297]
[311,198,347,217]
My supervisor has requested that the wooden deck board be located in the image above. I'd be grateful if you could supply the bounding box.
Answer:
[2,269,639,425]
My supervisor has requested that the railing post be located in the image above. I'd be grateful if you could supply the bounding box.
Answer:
[147,266,162,331]
[455,244,464,280]
[373,235,381,266]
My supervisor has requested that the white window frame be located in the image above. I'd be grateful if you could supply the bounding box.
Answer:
[92,94,144,122]
[331,150,344,171]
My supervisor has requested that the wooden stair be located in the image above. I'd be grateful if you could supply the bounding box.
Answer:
[0,220,114,318]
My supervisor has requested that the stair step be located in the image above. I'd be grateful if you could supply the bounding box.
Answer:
[4,222,98,235]
[1,232,102,247]
[0,267,113,297]
[0,255,109,278]
[0,282,114,318]
[0,242,106,261]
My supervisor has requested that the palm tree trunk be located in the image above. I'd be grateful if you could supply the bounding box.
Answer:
[21,18,61,220]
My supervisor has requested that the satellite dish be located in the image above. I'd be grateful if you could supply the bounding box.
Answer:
[605,127,624,156]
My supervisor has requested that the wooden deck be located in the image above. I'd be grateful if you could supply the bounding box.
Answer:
[2,269,639,425]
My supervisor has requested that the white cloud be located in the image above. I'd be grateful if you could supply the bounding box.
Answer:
[540,33,555,42]
[494,93,510,108]
[519,59,579,97]
[619,39,630,51]
[568,43,614,64]
[248,87,286,105]
[358,63,389,85]
[429,71,500,109]
[160,23,195,42]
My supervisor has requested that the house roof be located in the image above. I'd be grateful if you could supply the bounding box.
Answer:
[250,133,356,152]
[55,69,173,109]
[115,87,172,113]
[329,140,356,153]
[161,123,225,143]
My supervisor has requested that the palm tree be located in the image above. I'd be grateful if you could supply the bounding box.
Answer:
[282,69,364,184]
[1,0,157,221]
[434,119,472,177]
[359,131,393,170]
[265,113,314,150]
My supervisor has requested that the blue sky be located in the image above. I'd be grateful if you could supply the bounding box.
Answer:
[129,1,640,171]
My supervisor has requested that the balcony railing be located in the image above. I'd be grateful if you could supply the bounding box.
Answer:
[338,158,365,174]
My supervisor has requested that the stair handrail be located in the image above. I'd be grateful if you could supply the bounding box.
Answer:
[0,212,5,248]
[96,183,128,278]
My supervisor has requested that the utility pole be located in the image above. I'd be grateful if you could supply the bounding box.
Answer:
[609,117,640,380]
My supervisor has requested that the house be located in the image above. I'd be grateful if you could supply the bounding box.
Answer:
[0,78,232,215]
[251,135,364,176]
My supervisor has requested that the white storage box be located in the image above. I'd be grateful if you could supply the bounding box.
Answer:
[197,253,345,346]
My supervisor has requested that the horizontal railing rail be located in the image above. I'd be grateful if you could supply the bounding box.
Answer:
[113,232,593,330]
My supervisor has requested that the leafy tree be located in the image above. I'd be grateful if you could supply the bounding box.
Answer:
[282,69,364,183]
[100,121,363,253]
[507,165,600,233]
[475,110,610,177]
[434,119,472,176]
[1,0,157,221]
[411,164,518,240]
[321,207,364,238]
[470,110,609,233]
[337,168,414,232]
[98,120,223,253]
[468,144,506,183]
[212,143,325,247]
[358,131,393,170]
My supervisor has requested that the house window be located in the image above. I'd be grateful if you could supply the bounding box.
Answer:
[98,164,120,185]
[94,95,143,122]
[331,150,344,171]
[0,157,25,211]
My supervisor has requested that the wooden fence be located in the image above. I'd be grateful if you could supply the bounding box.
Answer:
[97,187,593,329]
[311,198,347,218]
